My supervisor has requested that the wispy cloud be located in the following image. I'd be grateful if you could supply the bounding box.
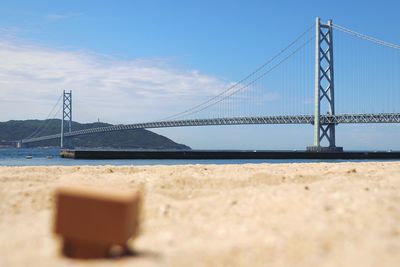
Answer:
[0,39,230,123]
[45,12,83,21]
[0,26,22,39]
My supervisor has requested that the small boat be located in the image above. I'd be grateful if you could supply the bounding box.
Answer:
[47,156,53,159]
[25,156,33,159]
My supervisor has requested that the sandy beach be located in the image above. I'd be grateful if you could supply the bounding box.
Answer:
[0,162,399,267]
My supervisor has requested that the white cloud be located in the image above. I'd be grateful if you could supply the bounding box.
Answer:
[0,40,230,124]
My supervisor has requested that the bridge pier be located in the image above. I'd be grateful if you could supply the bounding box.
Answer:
[307,17,343,152]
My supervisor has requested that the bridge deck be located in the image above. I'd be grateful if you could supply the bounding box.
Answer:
[21,113,400,144]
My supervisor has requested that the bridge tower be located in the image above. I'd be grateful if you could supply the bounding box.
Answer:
[307,17,343,152]
[60,90,72,148]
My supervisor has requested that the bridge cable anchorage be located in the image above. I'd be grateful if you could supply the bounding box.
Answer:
[161,24,315,121]
[169,35,315,120]
[24,94,63,139]
[332,23,400,50]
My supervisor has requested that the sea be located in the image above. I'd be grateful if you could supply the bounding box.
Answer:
[0,148,397,166]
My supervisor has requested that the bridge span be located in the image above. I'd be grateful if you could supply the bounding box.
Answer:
[21,113,400,144]
[19,17,400,151]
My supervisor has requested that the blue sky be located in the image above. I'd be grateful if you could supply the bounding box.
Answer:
[1,0,399,79]
[0,0,399,149]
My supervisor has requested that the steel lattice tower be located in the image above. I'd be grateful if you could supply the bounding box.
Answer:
[308,17,343,152]
[60,90,72,148]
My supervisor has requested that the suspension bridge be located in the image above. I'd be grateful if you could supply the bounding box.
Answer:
[19,17,400,151]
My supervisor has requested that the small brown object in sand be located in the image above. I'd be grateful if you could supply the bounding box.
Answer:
[54,185,141,259]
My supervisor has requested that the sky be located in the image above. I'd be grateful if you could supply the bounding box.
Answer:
[0,0,399,150]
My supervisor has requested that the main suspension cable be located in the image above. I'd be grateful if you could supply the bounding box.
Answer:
[170,35,315,120]
[161,24,315,121]
[332,23,400,50]
[24,94,63,139]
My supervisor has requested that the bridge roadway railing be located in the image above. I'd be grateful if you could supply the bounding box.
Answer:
[21,113,400,144]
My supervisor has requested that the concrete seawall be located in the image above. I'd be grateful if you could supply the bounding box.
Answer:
[60,150,400,160]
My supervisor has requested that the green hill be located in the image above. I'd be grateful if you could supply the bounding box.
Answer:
[0,119,190,150]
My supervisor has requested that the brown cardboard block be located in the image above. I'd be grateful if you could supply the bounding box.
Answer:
[62,238,110,258]
[54,185,141,258]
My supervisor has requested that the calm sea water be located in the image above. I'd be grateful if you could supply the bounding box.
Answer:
[0,148,397,166]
